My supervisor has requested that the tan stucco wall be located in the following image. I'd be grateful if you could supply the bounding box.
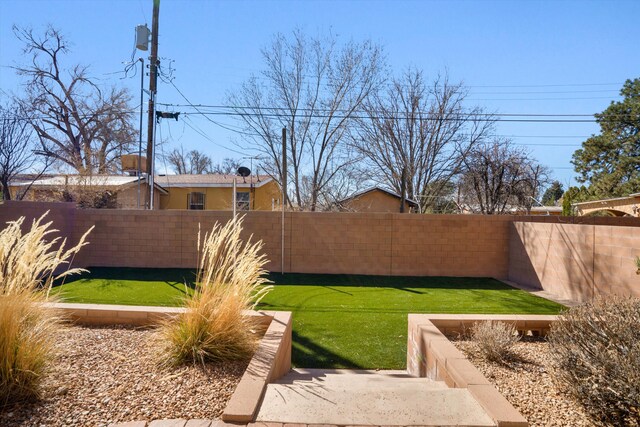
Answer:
[345,190,414,213]
[159,180,280,211]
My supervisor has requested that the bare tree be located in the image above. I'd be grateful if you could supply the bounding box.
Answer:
[166,147,212,174]
[210,157,242,175]
[0,104,36,200]
[352,69,494,213]
[458,138,550,214]
[229,30,385,210]
[13,26,136,174]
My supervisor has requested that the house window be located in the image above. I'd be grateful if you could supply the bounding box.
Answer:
[188,192,205,210]
[236,191,250,211]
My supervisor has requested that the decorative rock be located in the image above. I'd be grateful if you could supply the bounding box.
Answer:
[0,326,247,427]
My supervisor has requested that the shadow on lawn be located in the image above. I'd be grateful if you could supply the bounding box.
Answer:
[57,267,198,289]
[60,268,515,291]
[291,330,363,369]
[266,273,515,290]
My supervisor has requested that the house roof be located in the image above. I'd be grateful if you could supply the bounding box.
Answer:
[154,174,273,188]
[12,175,141,187]
[339,186,419,207]
[530,206,563,213]
[10,175,168,194]
[572,192,640,206]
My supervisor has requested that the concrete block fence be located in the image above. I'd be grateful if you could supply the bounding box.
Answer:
[1,201,639,300]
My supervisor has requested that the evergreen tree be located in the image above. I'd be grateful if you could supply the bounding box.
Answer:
[561,186,590,216]
[541,180,564,206]
[572,78,640,198]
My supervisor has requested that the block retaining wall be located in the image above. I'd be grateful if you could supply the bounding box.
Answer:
[406,314,559,427]
[2,201,639,298]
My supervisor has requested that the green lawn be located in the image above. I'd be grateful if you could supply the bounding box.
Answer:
[54,268,564,369]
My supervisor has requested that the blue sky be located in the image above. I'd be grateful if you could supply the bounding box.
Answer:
[1,0,639,189]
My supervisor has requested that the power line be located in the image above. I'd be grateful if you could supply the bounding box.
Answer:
[463,82,622,88]
[180,115,248,156]
[180,109,600,123]
[465,96,616,101]
[469,89,618,95]
[157,102,612,117]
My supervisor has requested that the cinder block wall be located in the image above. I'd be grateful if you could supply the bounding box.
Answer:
[509,221,640,301]
[1,201,638,295]
[0,201,511,277]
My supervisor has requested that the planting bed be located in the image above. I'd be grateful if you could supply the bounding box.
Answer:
[452,337,595,427]
[0,325,248,427]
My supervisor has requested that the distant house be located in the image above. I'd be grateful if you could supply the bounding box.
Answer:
[9,173,281,211]
[338,187,418,213]
[573,193,640,217]
[155,174,281,211]
[8,175,167,209]
[511,206,563,216]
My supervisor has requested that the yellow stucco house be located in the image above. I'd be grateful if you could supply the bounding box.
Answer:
[7,173,281,211]
[155,174,281,211]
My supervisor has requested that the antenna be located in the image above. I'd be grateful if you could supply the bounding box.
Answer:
[237,166,251,183]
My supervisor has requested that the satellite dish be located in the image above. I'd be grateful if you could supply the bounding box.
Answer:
[237,166,251,177]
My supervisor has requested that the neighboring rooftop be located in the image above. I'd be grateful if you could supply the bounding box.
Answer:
[11,175,143,187]
[573,192,640,217]
[154,174,273,188]
[339,186,419,207]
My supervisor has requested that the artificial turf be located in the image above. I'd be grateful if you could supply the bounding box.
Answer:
[53,268,564,369]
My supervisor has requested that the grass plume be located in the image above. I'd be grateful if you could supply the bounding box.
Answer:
[0,212,92,406]
[156,216,272,367]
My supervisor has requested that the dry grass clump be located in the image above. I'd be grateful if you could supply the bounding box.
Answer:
[0,293,61,405]
[471,320,520,362]
[548,296,640,426]
[0,213,92,407]
[155,217,272,367]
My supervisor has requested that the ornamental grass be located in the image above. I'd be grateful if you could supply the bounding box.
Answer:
[155,217,272,367]
[470,320,520,362]
[0,213,92,406]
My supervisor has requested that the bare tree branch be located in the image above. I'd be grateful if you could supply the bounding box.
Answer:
[351,69,494,213]
[228,30,385,210]
[12,25,136,175]
[458,138,550,214]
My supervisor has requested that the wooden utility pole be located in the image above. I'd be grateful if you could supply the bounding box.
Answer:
[281,127,287,274]
[282,127,287,207]
[400,166,407,213]
[145,0,160,208]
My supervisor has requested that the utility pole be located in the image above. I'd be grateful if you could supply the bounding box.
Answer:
[281,127,287,274]
[400,166,406,213]
[146,0,160,209]
[137,57,144,209]
[282,127,287,208]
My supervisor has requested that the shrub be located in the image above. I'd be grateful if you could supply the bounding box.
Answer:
[548,296,640,426]
[155,217,272,367]
[0,213,92,406]
[471,320,520,362]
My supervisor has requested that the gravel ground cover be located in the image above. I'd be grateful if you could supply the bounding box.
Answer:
[0,325,248,427]
[452,337,595,427]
